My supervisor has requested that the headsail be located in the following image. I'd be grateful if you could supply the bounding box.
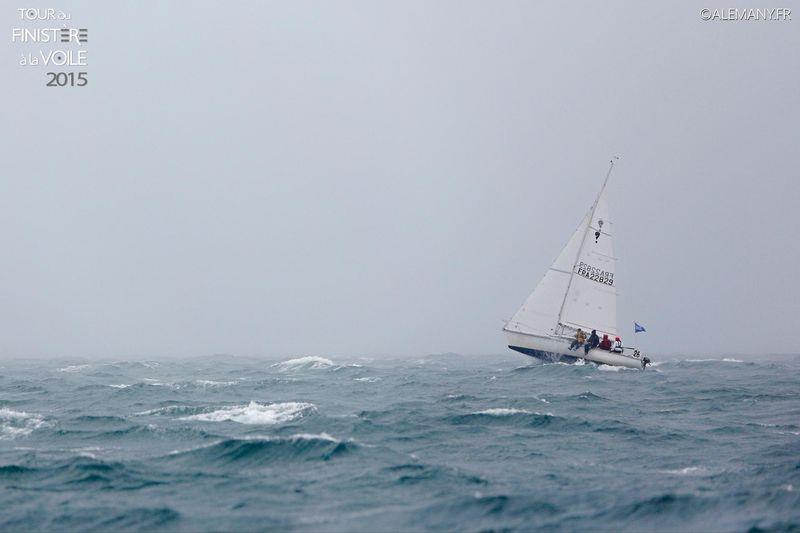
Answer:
[506,160,618,337]
[505,210,591,335]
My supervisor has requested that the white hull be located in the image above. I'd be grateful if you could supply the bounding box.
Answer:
[504,329,646,369]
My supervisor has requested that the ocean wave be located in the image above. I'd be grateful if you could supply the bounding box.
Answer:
[165,433,355,466]
[3,381,46,393]
[334,363,364,371]
[608,492,711,520]
[271,356,335,372]
[178,401,315,425]
[418,493,560,529]
[135,405,207,417]
[72,415,129,424]
[109,378,238,391]
[520,392,586,405]
[576,391,608,401]
[194,379,239,387]
[138,378,182,389]
[56,364,92,373]
[684,358,745,363]
[442,394,480,402]
[106,360,162,370]
[473,408,539,416]
[47,417,214,442]
[597,364,637,372]
[354,377,381,383]
[449,408,558,427]
[79,507,179,530]
[661,466,710,476]
[1,455,163,492]
[0,408,48,439]
[386,462,487,486]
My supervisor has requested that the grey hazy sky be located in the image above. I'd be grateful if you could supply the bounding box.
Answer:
[1,1,798,358]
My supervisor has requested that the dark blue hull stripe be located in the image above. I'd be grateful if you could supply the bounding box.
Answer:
[508,345,580,364]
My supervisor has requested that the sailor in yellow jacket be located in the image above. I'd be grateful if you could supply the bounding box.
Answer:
[568,329,586,351]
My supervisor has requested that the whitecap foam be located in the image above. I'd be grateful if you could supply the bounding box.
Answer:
[194,379,238,387]
[141,378,181,389]
[662,466,709,476]
[473,408,534,416]
[179,401,316,425]
[334,363,364,371]
[57,364,92,373]
[0,408,47,439]
[167,432,342,456]
[70,446,102,459]
[353,377,381,383]
[597,364,636,372]
[281,432,338,443]
[271,356,334,372]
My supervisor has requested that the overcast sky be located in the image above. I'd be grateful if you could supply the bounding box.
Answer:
[1,1,798,359]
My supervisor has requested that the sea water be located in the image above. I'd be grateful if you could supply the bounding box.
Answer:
[1,353,798,531]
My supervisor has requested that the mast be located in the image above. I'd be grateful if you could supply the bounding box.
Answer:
[555,157,618,328]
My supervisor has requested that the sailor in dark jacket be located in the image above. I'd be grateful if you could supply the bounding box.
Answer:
[584,330,600,355]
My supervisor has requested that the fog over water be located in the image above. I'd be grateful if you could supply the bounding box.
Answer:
[1,2,798,359]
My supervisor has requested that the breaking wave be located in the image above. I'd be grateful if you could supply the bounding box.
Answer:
[0,408,47,439]
[165,433,355,465]
[178,401,316,425]
[56,364,92,373]
[661,466,710,476]
[194,379,239,387]
[597,364,637,372]
[449,408,559,427]
[270,356,335,372]
[473,408,536,416]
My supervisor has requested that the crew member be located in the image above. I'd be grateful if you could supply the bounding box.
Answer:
[612,337,623,353]
[599,334,612,350]
[585,330,600,355]
[569,328,586,351]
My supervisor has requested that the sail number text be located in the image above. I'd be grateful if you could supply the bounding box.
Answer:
[576,262,614,286]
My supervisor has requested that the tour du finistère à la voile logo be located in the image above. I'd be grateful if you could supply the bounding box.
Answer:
[12,7,89,87]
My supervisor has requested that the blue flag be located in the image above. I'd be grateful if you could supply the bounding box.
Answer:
[634,322,646,333]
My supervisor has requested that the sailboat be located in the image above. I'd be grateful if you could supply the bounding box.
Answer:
[503,159,652,369]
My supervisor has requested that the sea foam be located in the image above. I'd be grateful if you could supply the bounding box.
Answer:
[179,401,315,425]
[0,408,47,439]
[271,356,334,372]
[474,408,534,416]
[57,364,92,373]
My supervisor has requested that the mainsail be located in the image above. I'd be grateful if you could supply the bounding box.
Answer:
[506,161,618,337]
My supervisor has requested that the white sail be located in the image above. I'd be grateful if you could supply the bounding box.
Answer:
[507,161,618,337]
[558,184,618,336]
[506,210,591,335]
